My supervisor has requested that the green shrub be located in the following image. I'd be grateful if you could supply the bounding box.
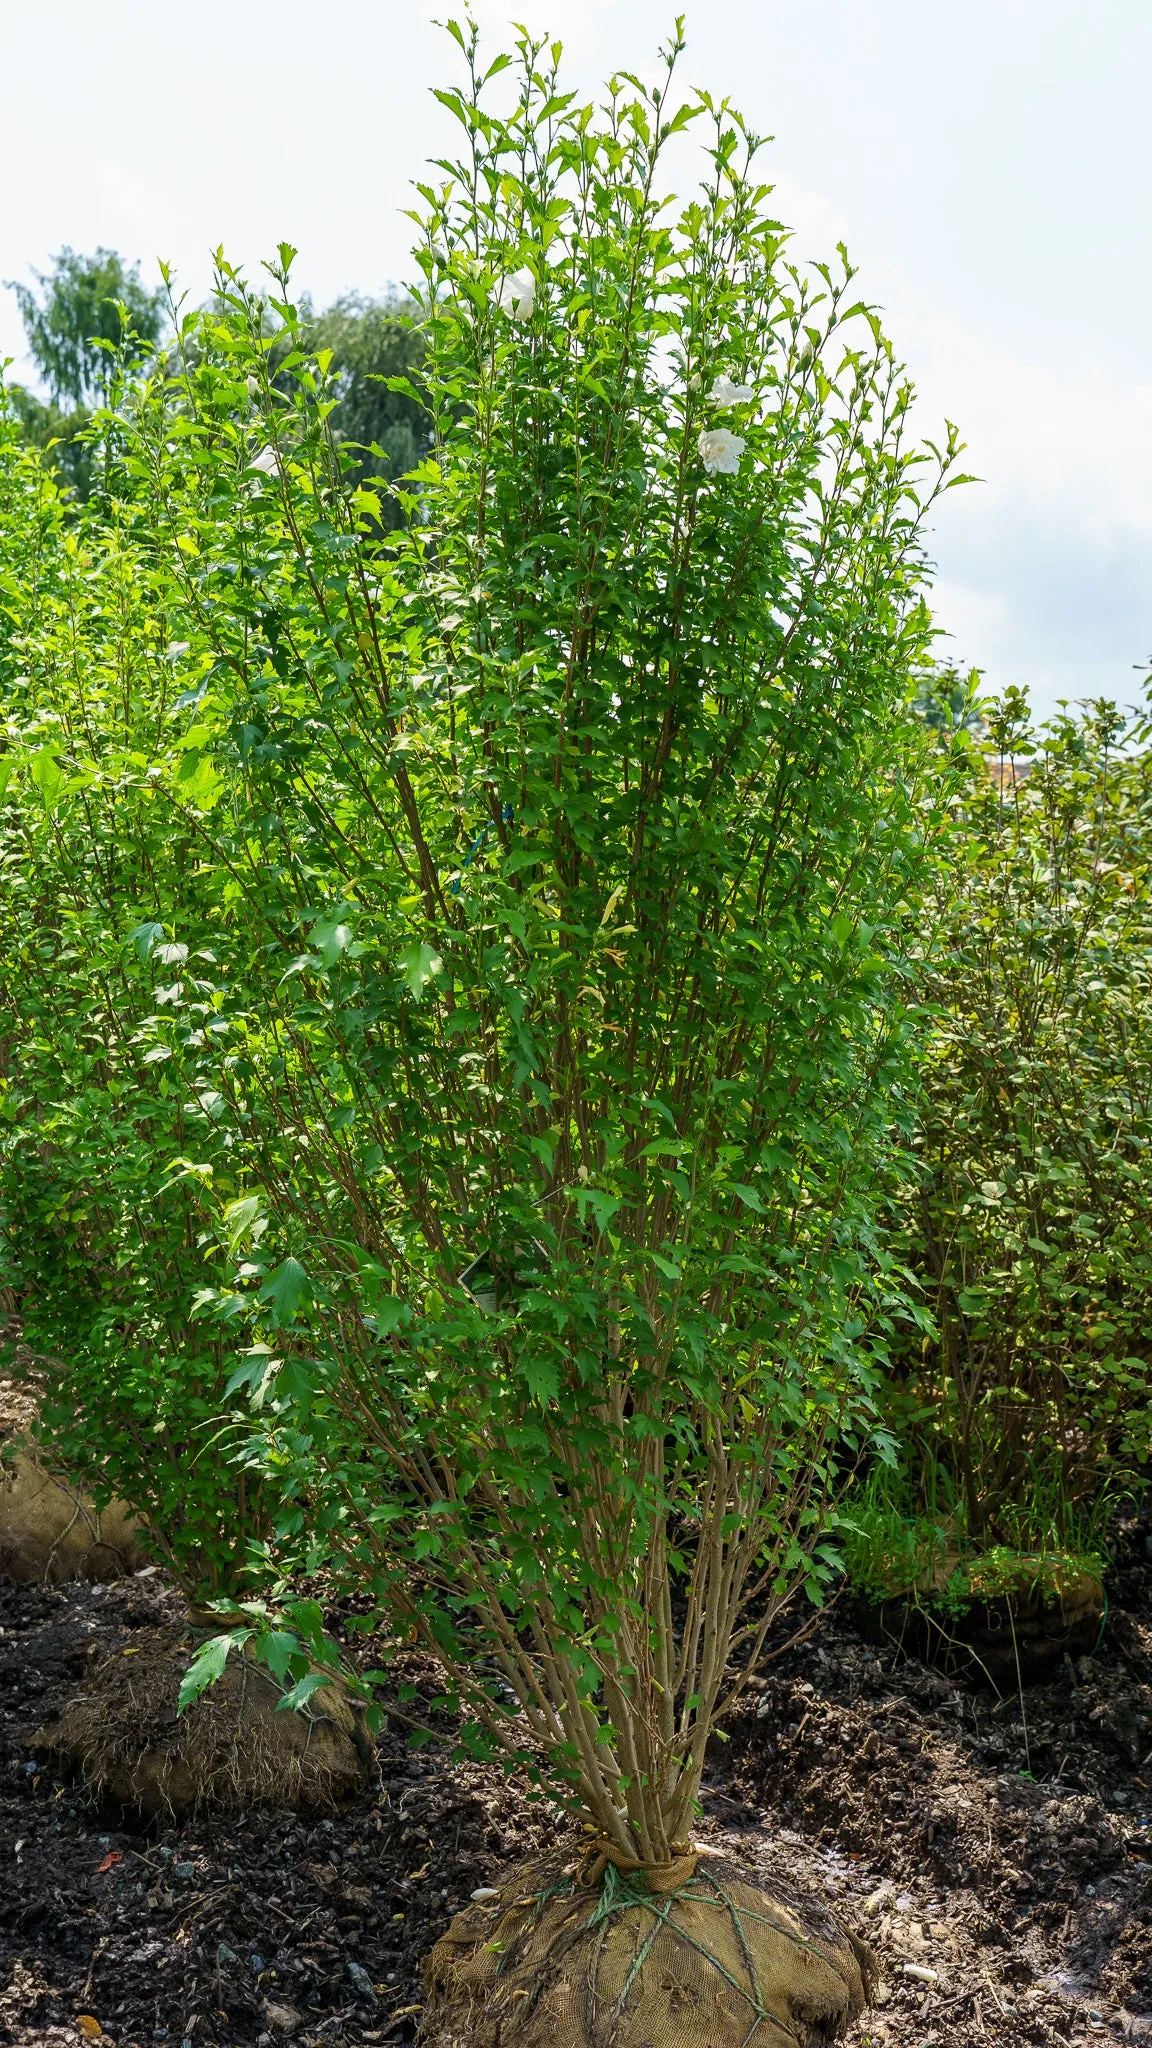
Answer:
[0,401,269,1594]
[1,23,962,1857]
[886,689,1152,1538]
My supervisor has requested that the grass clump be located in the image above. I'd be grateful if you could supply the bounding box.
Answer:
[839,1459,1107,1619]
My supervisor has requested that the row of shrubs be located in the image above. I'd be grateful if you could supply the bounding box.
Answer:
[886,690,1152,1574]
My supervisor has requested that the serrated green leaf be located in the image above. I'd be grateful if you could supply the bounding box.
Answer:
[397,941,443,999]
[177,1630,252,1714]
[259,1257,311,1322]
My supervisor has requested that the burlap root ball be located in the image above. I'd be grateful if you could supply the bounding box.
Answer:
[0,1452,142,1584]
[421,1844,877,2048]
[35,1625,372,1819]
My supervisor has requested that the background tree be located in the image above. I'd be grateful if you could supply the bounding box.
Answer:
[5,247,166,499]
[302,294,428,527]
[9,245,166,408]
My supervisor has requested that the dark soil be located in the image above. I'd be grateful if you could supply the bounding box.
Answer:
[0,1512,1149,2048]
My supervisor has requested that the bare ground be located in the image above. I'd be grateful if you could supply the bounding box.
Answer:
[0,1509,1148,2048]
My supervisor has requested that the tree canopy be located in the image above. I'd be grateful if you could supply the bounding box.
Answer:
[8,246,166,409]
[4,247,167,500]
[302,294,428,525]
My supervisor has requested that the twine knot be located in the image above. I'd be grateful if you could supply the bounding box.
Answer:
[580,1836,700,1894]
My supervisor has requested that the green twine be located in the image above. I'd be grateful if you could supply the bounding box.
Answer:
[491,1859,852,2046]
[586,1861,849,2042]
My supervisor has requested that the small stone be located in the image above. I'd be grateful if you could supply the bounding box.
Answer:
[263,2004,301,2038]
[862,1884,892,1915]
[346,1962,376,2003]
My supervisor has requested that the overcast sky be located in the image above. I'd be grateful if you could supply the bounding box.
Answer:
[2,0,1149,721]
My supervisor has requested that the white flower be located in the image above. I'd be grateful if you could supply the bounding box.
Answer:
[245,374,261,398]
[709,374,754,406]
[249,445,279,474]
[697,427,746,476]
[495,269,536,321]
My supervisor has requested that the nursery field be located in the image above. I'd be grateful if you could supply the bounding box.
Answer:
[3,22,1152,2048]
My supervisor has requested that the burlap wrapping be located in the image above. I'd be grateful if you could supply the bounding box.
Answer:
[421,1842,876,2047]
[0,1451,141,1584]
[34,1626,370,1819]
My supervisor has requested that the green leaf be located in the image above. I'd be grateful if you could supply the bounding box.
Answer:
[174,750,222,808]
[275,1671,331,1713]
[29,748,63,803]
[524,1354,560,1405]
[223,1351,278,1400]
[222,1193,266,1255]
[397,941,443,1000]
[257,1630,304,1684]
[312,915,354,969]
[259,1257,312,1322]
[177,1630,252,1713]
[130,921,165,962]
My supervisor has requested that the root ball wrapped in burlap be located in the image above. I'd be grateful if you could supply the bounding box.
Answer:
[421,1845,877,2047]
[0,1451,142,1584]
[35,1625,371,1819]
[0,1374,141,1585]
